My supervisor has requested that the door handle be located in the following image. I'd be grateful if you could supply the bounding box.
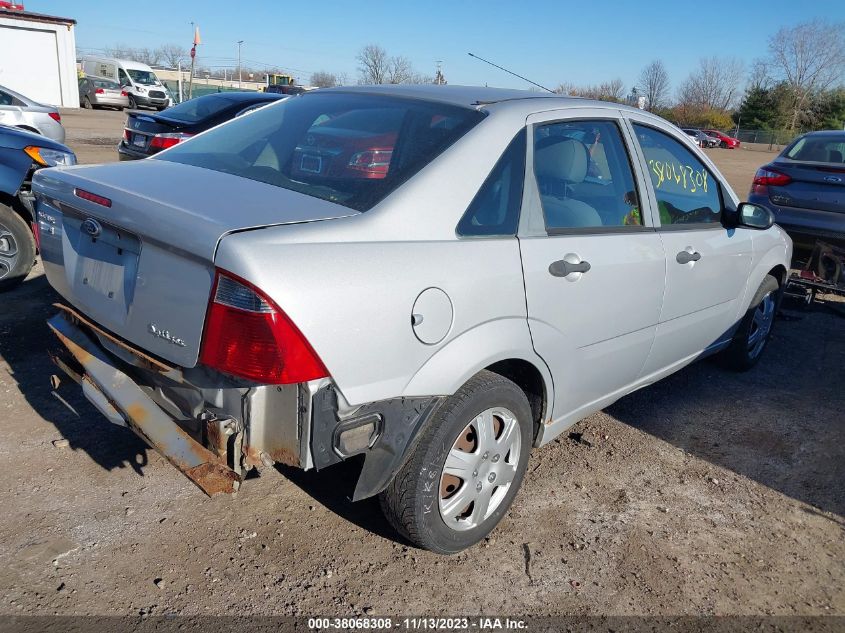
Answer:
[676,250,701,264]
[549,259,591,277]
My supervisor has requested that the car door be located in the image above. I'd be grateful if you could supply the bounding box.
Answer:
[518,110,666,426]
[623,115,753,377]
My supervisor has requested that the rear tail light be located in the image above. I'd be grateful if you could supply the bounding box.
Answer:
[123,129,131,141]
[200,270,329,384]
[74,188,112,207]
[48,112,61,123]
[348,149,392,178]
[751,166,791,194]
[31,220,40,250]
[149,132,194,150]
[95,88,105,94]
[121,90,128,97]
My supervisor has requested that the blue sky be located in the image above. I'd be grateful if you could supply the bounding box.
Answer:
[35,0,845,92]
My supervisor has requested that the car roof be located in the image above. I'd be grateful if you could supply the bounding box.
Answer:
[798,130,845,138]
[315,84,646,112]
[0,84,35,105]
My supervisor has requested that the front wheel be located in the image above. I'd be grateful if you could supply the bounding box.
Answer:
[128,95,137,109]
[720,274,780,370]
[379,370,532,554]
[0,203,36,291]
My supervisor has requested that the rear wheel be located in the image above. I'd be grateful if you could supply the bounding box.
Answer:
[379,370,532,554]
[720,140,728,149]
[83,97,92,109]
[0,203,36,291]
[720,275,780,370]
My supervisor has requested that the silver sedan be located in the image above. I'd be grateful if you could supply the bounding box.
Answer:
[0,84,65,143]
[34,85,791,553]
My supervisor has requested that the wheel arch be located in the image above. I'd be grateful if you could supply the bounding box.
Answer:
[484,358,548,443]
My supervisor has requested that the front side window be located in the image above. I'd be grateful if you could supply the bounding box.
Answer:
[633,124,722,226]
[159,92,485,212]
[533,120,642,231]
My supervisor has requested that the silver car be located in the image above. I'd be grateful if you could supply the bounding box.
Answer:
[78,76,129,111]
[33,86,791,554]
[0,84,65,143]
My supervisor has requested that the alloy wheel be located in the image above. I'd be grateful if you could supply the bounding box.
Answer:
[0,225,19,281]
[747,290,776,359]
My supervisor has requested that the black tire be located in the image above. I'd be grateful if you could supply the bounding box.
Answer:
[720,274,780,371]
[83,97,92,109]
[379,370,533,554]
[0,203,36,291]
[128,95,137,109]
[720,140,728,149]
[156,106,167,111]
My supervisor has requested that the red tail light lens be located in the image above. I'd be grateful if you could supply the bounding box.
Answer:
[121,90,128,97]
[48,112,61,123]
[123,129,131,141]
[74,188,112,207]
[751,166,791,195]
[200,270,329,384]
[95,88,105,94]
[149,132,193,150]
[348,149,393,178]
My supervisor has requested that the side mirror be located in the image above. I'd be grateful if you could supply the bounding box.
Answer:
[736,202,774,230]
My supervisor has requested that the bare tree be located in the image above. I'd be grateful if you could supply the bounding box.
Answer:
[677,56,744,111]
[637,60,670,110]
[556,79,624,102]
[748,59,772,92]
[386,55,414,84]
[357,44,390,84]
[768,19,845,130]
[159,44,188,69]
[310,71,339,88]
[133,47,163,66]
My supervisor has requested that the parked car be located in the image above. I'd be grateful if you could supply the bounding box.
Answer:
[702,129,741,149]
[0,84,65,144]
[748,130,845,253]
[0,125,76,289]
[79,76,129,111]
[682,128,719,148]
[34,86,791,553]
[81,56,172,110]
[118,91,285,160]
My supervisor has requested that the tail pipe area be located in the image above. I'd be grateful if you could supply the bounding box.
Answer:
[46,311,240,496]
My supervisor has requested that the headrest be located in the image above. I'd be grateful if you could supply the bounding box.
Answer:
[535,138,588,184]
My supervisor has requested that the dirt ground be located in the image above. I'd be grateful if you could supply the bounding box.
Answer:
[0,109,842,619]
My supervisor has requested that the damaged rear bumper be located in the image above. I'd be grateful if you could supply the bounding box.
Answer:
[47,309,240,495]
[47,306,444,501]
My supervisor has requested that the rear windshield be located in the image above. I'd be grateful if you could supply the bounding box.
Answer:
[158,94,237,123]
[92,79,120,90]
[786,136,845,163]
[157,92,485,211]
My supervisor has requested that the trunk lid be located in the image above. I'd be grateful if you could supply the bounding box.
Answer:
[33,160,357,367]
[122,112,182,154]
[770,159,845,214]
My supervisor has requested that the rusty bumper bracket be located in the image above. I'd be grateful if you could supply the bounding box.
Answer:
[47,311,240,496]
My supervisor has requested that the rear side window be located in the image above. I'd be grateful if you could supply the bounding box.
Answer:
[633,124,722,227]
[534,120,642,231]
[159,92,485,212]
[0,90,24,107]
[457,130,525,237]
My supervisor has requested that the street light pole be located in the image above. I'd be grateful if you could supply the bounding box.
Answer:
[237,40,244,90]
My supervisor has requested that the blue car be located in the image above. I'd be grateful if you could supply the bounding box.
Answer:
[0,124,76,289]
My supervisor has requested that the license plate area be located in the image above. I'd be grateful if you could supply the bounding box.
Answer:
[133,134,147,148]
[62,209,141,324]
[300,153,322,174]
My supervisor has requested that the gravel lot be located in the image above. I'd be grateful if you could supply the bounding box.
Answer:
[1,109,842,619]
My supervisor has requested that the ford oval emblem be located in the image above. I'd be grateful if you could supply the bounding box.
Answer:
[81,218,102,238]
[823,175,842,183]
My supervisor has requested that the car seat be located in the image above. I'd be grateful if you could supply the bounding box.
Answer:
[534,137,602,228]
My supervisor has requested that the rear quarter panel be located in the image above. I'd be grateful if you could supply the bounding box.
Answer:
[214,221,535,406]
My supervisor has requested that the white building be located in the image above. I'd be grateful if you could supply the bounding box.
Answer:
[0,7,79,107]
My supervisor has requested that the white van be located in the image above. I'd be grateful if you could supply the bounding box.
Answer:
[81,56,171,110]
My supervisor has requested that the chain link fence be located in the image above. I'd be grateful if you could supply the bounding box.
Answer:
[732,128,803,150]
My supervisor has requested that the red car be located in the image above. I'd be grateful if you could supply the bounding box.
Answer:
[702,129,741,149]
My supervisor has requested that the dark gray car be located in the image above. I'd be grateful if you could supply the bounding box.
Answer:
[748,130,845,252]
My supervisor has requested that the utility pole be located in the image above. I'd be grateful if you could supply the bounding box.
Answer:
[237,40,244,90]
[188,22,200,100]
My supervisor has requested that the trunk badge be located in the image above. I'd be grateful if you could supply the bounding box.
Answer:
[148,323,187,347]
[823,176,841,183]
[81,218,102,238]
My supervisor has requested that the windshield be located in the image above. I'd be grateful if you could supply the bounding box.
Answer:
[158,94,237,123]
[157,92,485,212]
[127,69,159,85]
